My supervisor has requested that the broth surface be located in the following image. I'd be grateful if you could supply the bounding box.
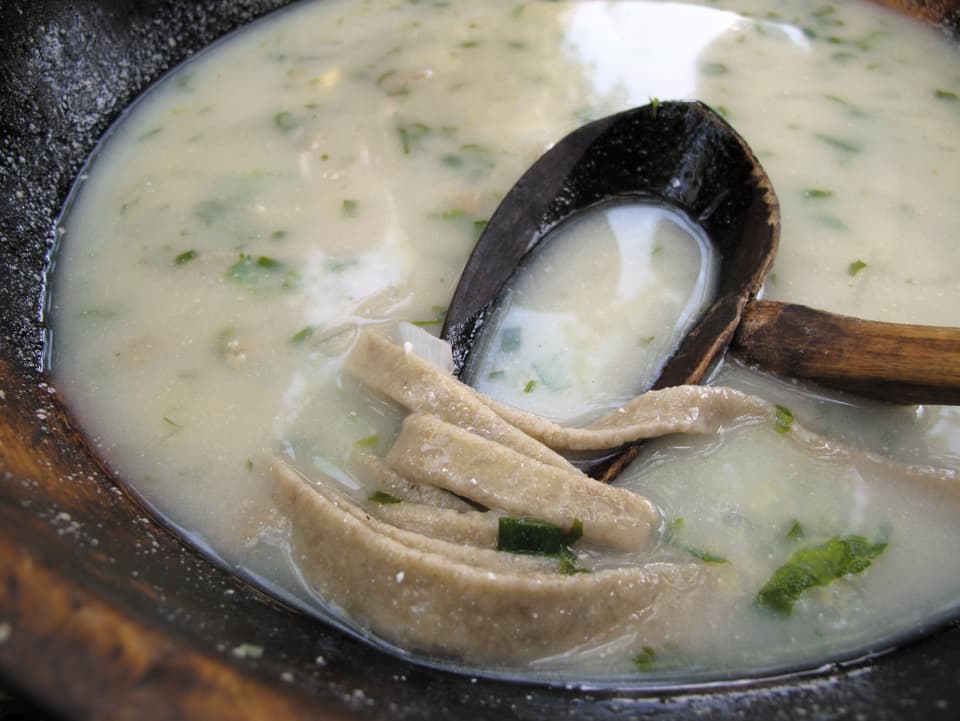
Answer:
[49,0,960,682]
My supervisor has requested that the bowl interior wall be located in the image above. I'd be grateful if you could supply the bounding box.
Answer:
[1,1,959,719]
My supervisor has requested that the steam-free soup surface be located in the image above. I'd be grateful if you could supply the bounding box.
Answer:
[49,0,960,682]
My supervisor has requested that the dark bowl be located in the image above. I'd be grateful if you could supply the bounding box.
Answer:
[2,1,960,719]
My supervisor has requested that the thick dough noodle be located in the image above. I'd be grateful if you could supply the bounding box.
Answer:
[273,458,716,663]
[386,413,659,551]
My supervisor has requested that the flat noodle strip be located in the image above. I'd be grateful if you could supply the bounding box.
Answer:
[483,385,771,451]
[344,330,580,472]
[368,500,500,548]
[386,414,660,551]
[348,450,476,511]
[273,458,713,664]
[347,328,772,457]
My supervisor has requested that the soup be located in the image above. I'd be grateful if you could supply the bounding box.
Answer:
[47,0,960,683]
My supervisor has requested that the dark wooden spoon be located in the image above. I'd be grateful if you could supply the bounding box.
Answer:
[440,101,960,480]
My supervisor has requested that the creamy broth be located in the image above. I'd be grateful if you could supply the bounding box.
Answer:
[48,0,960,682]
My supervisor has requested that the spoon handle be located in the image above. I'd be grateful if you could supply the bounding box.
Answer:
[732,300,960,405]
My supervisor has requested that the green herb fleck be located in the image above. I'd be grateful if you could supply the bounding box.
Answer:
[274,111,299,133]
[137,127,164,142]
[271,229,288,240]
[355,434,381,448]
[638,335,656,346]
[824,94,868,118]
[649,97,661,119]
[786,520,805,541]
[755,535,888,615]
[774,404,794,433]
[246,459,254,472]
[498,517,584,573]
[487,370,505,380]
[397,121,430,154]
[500,327,522,353]
[701,62,729,76]
[472,219,488,240]
[817,215,848,231]
[174,249,198,265]
[325,257,358,273]
[802,188,834,199]
[193,198,230,225]
[225,253,295,289]
[934,88,958,101]
[368,491,402,505]
[523,379,537,393]
[290,326,315,344]
[411,305,448,327]
[342,199,359,217]
[815,133,862,154]
[633,646,658,671]
[848,259,868,276]
[663,519,729,564]
[558,546,586,575]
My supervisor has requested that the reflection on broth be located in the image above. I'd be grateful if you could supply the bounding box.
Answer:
[48,0,960,683]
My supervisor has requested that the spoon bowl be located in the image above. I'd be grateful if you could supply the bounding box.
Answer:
[443,100,779,390]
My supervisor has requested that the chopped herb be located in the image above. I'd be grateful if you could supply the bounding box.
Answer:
[638,335,656,346]
[817,215,848,231]
[256,255,282,270]
[523,379,536,393]
[848,259,868,276]
[755,535,888,615]
[663,518,729,564]
[802,188,834,199]
[271,229,288,240]
[500,327,522,353]
[137,127,164,142]
[411,305,447,327]
[472,219,488,240]
[325,257,358,273]
[824,94,868,118]
[435,208,466,220]
[649,97,661,119]
[162,416,182,429]
[498,517,583,559]
[774,404,794,433]
[174,249,199,265]
[786,520,806,541]
[342,199,359,217]
[225,253,296,290]
[934,88,958,101]
[290,326,315,344]
[355,434,381,448]
[558,546,586,575]
[460,40,479,48]
[274,111,300,133]
[194,198,231,225]
[487,370,505,380]
[701,62,729,76]
[246,459,254,472]
[815,132,862,154]
[369,491,402,505]
[633,646,658,671]
[397,120,430,154]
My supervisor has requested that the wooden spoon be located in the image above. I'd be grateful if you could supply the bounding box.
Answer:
[441,101,960,478]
